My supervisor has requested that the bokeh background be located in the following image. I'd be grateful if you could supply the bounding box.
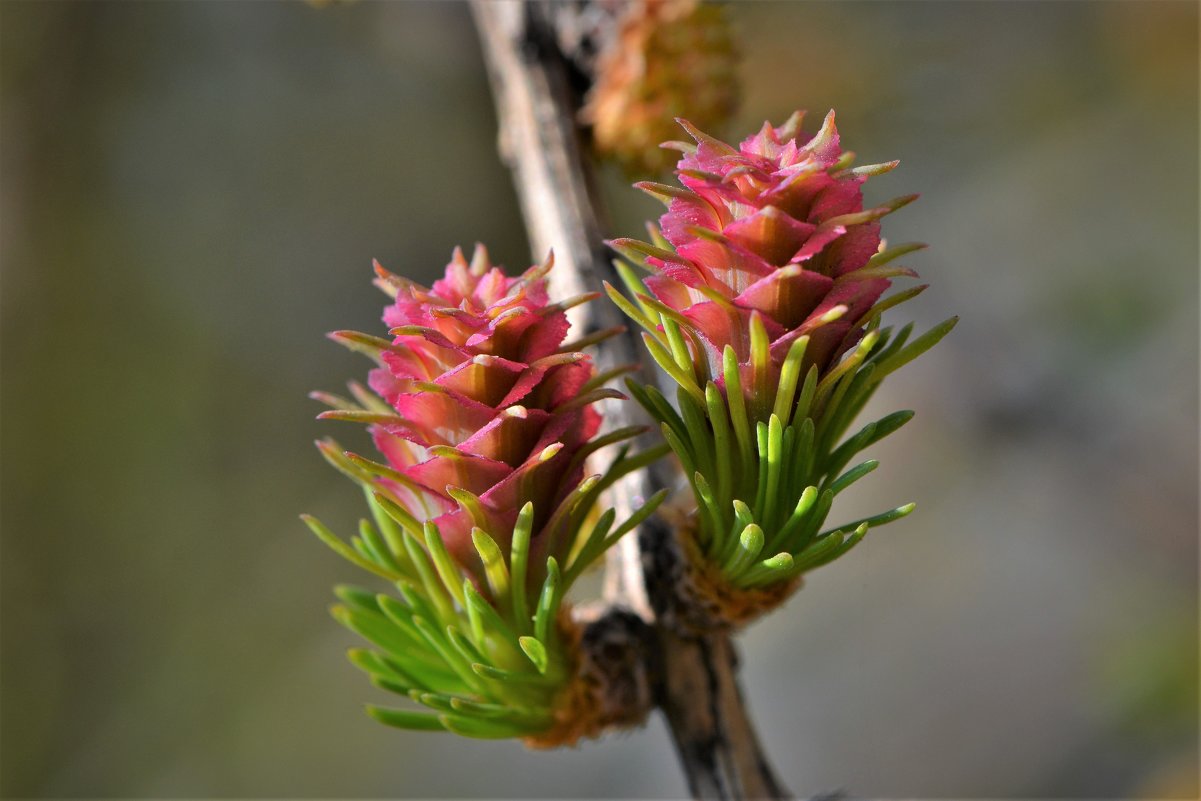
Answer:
[2,1,1197,797]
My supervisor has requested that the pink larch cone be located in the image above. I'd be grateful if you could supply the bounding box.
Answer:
[321,246,611,591]
[614,110,917,417]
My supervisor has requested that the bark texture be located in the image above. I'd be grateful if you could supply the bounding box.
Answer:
[472,3,790,799]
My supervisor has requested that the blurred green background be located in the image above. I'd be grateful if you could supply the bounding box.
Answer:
[1,1,1197,797]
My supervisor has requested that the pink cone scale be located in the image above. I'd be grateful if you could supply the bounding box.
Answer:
[609,111,956,601]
